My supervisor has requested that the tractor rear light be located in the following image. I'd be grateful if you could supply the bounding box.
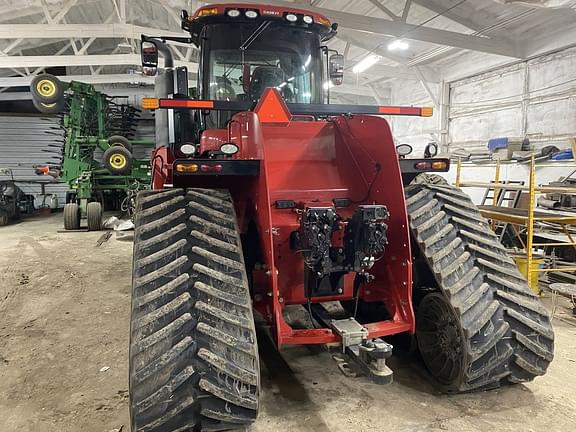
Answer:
[220,143,239,155]
[421,107,434,117]
[141,97,159,110]
[180,144,195,155]
[303,15,313,24]
[227,9,240,17]
[432,161,448,170]
[245,10,258,18]
[415,161,431,170]
[200,164,223,173]
[285,13,298,22]
[175,163,198,173]
[197,7,218,17]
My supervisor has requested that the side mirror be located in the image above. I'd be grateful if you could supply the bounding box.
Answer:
[396,144,413,159]
[329,53,344,86]
[141,40,158,76]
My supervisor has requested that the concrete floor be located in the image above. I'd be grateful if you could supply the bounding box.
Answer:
[1,213,576,432]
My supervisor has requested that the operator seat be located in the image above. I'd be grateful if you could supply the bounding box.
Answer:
[249,66,285,101]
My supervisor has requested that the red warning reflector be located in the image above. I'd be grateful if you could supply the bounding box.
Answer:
[159,99,215,109]
[200,164,223,173]
[254,88,292,124]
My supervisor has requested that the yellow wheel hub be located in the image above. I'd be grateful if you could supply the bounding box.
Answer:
[109,153,127,169]
[36,79,56,98]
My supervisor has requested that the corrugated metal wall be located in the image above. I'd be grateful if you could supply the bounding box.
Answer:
[449,46,576,152]
[0,114,68,208]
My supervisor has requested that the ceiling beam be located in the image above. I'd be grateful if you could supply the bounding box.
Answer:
[207,0,521,57]
[0,54,195,69]
[401,0,412,22]
[0,72,373,98]
[412,0,490,32]
[335,33,439,82]
[0,23,185,40]
[336,30,412,65]
[0,74,155,87]
[367,0,400,21]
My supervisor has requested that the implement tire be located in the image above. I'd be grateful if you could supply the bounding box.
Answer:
[63,202,80,230]
[405,182,553,392]
[86,202,103,231]
[130,188,259,432]
[30,73,64,104]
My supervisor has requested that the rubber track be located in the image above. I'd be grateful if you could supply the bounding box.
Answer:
[405,183,553,390]
[129,188,259,432]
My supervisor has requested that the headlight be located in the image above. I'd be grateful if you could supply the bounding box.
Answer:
[303,15,313,24]
[227,9,240,17]
[245,10,258,18]
[220,143,239,155]
[180,144,195,155]
[285,13,297,22]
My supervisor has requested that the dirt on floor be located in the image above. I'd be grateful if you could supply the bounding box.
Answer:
[0,213,575,432]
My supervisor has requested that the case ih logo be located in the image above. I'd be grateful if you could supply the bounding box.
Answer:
[262,9,281,15]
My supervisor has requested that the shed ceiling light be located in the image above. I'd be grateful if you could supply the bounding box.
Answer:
[352,54,381,73]
[388,39,409,51]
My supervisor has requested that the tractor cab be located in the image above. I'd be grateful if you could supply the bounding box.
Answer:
[140,4,345,140]
[182,5,338,105]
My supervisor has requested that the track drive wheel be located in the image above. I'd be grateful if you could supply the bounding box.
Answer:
[86,202,103,231]
[30,73,64,104]
[64,202,80,230]
[130,188,259,432]
[406,182,554,392]
[103,145,133,175]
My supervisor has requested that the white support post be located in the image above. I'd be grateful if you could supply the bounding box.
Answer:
[438,81,450,153]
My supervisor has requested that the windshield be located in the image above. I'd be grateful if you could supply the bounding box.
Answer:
[201,23,323,104]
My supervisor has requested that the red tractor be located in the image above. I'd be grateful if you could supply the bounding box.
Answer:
[130,4,554,431]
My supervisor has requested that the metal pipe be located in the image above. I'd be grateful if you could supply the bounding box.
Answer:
[455,157,461,188]
[526,154,536,291]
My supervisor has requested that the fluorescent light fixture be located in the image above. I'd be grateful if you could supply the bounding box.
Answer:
[388,39,409,51]
[304,55,311,69]
[352,54,381,73]
[287,76,295,82]
[323,81,334,90]
[278,82,288,88]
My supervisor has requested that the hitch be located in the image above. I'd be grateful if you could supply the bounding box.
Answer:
[310,304,394,385]
[347,338,393,385]
[330,318,394,385]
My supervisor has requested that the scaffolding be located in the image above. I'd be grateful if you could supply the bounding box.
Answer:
[455,156,576,293]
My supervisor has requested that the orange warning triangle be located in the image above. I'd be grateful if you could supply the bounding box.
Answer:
[254,88,292,124]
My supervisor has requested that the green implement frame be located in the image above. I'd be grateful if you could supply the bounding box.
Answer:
[31,75,152,230]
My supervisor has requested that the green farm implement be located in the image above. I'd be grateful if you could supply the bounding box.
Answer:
[30,75,152,230]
